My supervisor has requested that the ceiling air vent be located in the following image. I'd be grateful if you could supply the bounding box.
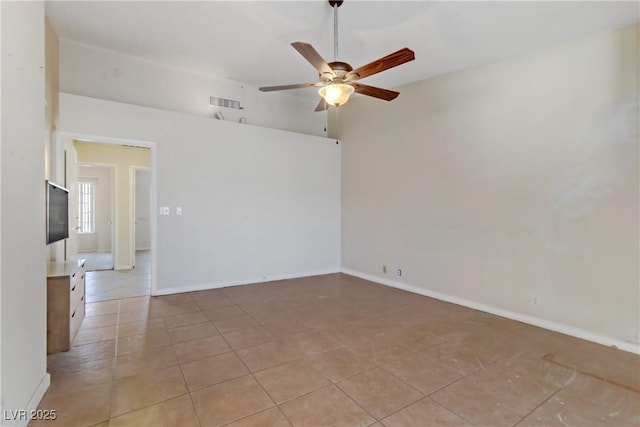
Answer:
[210,96,243,110]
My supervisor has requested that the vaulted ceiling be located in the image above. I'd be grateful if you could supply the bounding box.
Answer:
[46,1,639,98]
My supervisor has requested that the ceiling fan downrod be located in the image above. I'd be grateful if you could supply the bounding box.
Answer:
[329,0,343,62]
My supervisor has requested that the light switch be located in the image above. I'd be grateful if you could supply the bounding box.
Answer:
[176,207,182,215]
[160,207,170,215]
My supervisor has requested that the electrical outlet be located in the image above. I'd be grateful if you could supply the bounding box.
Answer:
[397,269,402,277]
[382,265,387,274]
[531,295,540,306]
[159,207,170,215]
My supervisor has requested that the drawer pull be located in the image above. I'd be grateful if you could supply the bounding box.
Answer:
[71,310,76,318]
[81,296,84,302]
[72,272,76,278]
[71,285,76,291]
[81,275,84,280]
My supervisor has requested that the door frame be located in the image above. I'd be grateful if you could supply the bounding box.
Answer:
[53,131,158,296]
[130,166,151,269]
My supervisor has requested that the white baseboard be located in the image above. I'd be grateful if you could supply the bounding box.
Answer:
[154,268,341,296]
[3,373,52,426]
[341,268,640,355]
[28,373,50,413]
[135,247,150,252]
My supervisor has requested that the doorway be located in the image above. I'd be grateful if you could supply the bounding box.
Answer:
[77,165,115,271]
[71,139,153,302]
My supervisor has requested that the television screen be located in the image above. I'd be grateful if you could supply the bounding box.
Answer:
[46,181,69,244]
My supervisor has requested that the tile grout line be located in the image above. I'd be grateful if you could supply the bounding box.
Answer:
[202,296,462,424]
[333,380,387,423]
[415,363,485,424]
[179,293,206,427]
[421,353,548,426]
[210,291,354,426]
[112,301,121,375]
[235,343,417,423]
[106,299,122,424]
[213,300,287,425]
[366,369,427,420]
[121,292,263,421]
[175,295,273,425]
[430,396,477,426]
[107,296,183,423]
[511,382,567,426]
[110,297,195,420]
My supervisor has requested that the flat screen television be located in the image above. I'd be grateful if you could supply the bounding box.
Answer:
[46,181,69,244]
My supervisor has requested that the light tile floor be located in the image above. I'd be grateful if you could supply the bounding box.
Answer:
[85,251,150,303]
[35,274,640,427]
[82,252,114,271]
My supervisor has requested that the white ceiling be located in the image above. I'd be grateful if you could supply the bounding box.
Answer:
[46,1,639,98]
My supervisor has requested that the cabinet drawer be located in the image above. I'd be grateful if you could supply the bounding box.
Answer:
[71,289,85,318]
[70,266,85,290]
[70,272,85,309]
[70,300,85,343]
[70,264,84,282]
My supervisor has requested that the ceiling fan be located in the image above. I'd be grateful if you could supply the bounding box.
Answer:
[259,0,415,112]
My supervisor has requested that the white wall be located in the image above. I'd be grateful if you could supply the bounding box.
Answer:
[59,93,341,295]
[44,18,65,263]
[135,169,151,251]
[44,18,58,182]
[59,40,328,138]
[77,165,113,253]
[335,24,639,352]
[1,1,50,424]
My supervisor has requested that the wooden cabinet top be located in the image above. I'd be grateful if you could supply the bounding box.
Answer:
[47,259,86,278]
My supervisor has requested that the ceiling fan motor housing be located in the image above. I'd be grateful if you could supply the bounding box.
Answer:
[322,61,354,83]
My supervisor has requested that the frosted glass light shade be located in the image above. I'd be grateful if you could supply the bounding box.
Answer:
[318,83,355,107]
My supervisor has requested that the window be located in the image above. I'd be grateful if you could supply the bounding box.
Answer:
[78,182,95,234]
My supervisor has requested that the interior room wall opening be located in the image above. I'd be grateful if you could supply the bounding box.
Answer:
[73,140,153,302]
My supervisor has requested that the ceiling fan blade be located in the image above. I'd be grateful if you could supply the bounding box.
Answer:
[291,42,333,75]
[348,48,415,80]
[259,82,318,92]
[351,83,399,101]
[314,98,328,112]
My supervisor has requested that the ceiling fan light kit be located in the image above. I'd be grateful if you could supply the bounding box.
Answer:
[319,83,354,107]
[259,0,415,112]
